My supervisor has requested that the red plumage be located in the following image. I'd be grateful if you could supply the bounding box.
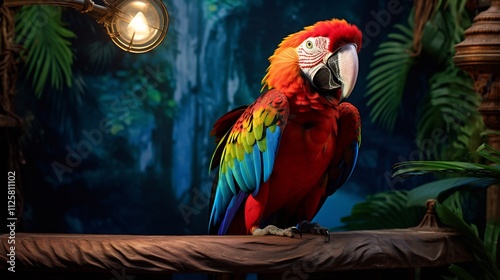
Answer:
[209,19,362,237]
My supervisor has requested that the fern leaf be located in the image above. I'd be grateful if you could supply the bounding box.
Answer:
[365,21,415,131]
[404,177,497,207]
[416,66,482,160]
[475,144,500,165]
[15,6,76,96]
[437,203,500,280]
[339,190,424,230]
[85,41,116,73]
[484,221,500,263]
[394,23,414,38]
[393,160,500,178]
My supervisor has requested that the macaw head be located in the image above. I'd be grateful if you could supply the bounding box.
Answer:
[262,19,362,109]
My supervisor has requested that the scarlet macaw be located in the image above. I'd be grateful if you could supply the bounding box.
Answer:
[208,19,362,241]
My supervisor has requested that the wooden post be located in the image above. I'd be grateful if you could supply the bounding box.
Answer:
[0,7,24,229]
[453,0,500,222]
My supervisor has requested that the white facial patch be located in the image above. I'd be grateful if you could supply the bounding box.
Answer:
[297,36,330,69]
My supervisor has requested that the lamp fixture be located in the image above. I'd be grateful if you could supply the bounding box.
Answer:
[3,0,169,53]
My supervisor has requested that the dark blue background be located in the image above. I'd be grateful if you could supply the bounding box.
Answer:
[13,0,424,235]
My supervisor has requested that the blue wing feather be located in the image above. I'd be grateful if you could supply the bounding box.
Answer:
[252,144,263,191]
[239,159,254,192]
[209,90,289,234]
[232,162,248,192]
[263,127,280,182]
[224,167,236,194]
[218,191,249,235]
[242,151,257,188]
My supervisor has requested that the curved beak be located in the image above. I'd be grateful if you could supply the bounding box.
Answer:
[339,44,359,100]
[331,44,358,101]
[306,43,359,101]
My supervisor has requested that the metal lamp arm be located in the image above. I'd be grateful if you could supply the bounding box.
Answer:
[2,0,169,53]
[2,0,109,21]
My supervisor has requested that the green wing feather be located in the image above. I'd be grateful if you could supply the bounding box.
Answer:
[209,89,289,233]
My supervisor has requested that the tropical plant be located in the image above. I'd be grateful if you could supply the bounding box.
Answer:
[340,143,500,278]
[393,143,500,206]
[94,66,177,136]
[365,0,483,161]
[84,41,117,74]
[365,12,415,131]
[338,190,424,230]
[15,6,76,96]
[389,143,500,279]
[437,201,500,280]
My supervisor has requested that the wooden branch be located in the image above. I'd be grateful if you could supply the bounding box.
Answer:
[0,229,472,274]
[0,115,18,128]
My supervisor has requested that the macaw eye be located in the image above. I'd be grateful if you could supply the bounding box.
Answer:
[306,40,313,49]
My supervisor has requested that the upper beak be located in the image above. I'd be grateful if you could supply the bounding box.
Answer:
[338,44,358,100]
[327,44,359,100]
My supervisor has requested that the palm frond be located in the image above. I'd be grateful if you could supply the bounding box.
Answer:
[393,143,500,179]
[474,143,500,165]
[413,0,480,161]
[416,66,482,161]
[338,190,424,230]
[393,160,500,178]
[85,41,116,73]
[436,202,500,280]
[15,6,76,96]
[484,221,500,263]
[404,176,497,207]
[444,0,471,44]
[365,20,415,131]
[448,264,477,280]
[420,11,451,65]
[40,71,87,132]
[366,0,479,162]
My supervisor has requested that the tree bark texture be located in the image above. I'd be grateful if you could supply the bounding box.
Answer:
[0,230,471,274]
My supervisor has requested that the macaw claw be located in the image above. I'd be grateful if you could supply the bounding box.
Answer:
[291,226,303,238]
[252,225,302,238]
[298,220,331,243]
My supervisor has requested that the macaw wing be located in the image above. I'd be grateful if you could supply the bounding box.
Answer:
[209,105,248,171]
[313,102,361,218]
[326,141,359,196]
[209,89,289,234]
[327,102,361,197]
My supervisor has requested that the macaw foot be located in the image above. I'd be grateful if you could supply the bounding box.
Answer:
[298,220,331,243]
[252,225,302,238]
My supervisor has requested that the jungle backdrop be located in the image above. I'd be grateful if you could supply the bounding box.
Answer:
[11,0,476,235]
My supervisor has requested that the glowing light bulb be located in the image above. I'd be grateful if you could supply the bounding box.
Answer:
[108,0,168,53]
[127,12,150,40]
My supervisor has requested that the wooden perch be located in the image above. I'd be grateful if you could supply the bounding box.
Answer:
[0,229,471,275]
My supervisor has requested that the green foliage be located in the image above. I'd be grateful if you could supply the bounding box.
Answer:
[95,67,176,136]
[365,14,415,131]
[338,190,424,230]
[365,0,483,161]
[393,143,500,207]
[390,143,500,279]
[418,67,482,161]
[85,41,117,73]
[404,177,496,207]
[416,3,480,161]
[475,143,500,165]
[394,161,500,179]
[436,202,500,280]
[15,6,76,96]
